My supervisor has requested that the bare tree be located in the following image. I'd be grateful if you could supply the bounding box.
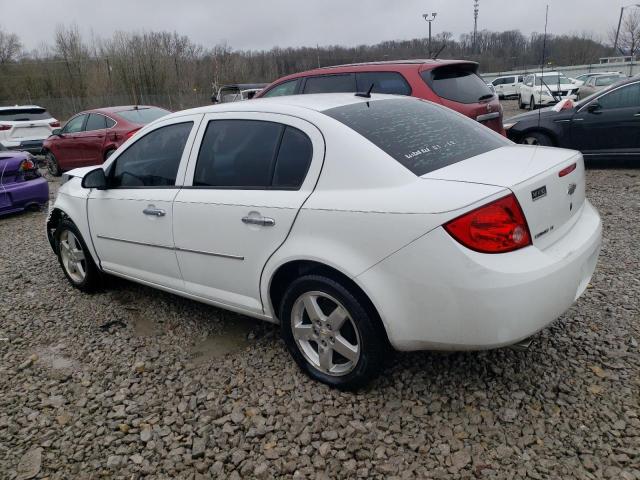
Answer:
[0,28,22,63]
[609,9,640,56]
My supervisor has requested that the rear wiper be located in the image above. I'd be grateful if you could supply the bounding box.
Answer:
[478,94,494,101]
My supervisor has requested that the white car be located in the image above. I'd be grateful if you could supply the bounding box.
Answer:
[0,105,59,154]
[46,94,602,389]
[519,72,580,110]
[490,75,524,99]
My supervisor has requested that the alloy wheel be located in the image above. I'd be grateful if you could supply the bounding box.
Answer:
[59,229,87,283]
[290,291,361,376]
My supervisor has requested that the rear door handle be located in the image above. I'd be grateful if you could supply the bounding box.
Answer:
[143,207,166,217]
[242,216,275,227]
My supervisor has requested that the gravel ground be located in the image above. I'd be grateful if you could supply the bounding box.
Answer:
[1,168,639,480]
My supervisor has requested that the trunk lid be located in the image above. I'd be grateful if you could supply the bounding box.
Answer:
[422,145,585,249]
[7,120,53,141]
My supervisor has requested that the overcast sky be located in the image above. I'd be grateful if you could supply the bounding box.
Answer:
[3,0,622,51]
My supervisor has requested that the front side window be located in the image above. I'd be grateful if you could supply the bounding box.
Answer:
[355,72,411,95]
[110,122,193,188]
[323,98,508,176]
[492,78,503,86]
[303,74,355,94]
[85,114,107,132]
[194,120,312,189]
[63,115,87,133]
[423,65,493,104]
[262,79,300,98]
[598,83,640,109]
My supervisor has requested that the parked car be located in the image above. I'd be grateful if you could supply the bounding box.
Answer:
[505,76,640,160]
[490,74,524,99]
[573,71,623,87]
[47,93,601,389]
[255,60,505,135]
[42,106,170,176]
[0,143,49,216]
[212,84,268,103]
[518,72,579,110]
[0,105,60,154]
[577,73,625,100]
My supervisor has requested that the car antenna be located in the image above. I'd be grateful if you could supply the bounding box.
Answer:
[432,44,446,59]
[355,83,375,98]
[538,4,549,130]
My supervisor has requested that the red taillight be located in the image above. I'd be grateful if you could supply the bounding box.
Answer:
[20,159,36,171]
[558,163,576,177]
[126,128,141,139]
[0,124,10,131]
[444,194,532,254]
[49,121,60,128]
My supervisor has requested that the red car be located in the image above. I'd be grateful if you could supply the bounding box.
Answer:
[255,60,505,135]
[42,106,170,176]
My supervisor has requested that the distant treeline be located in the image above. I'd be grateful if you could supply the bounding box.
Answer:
[0,24,612,111]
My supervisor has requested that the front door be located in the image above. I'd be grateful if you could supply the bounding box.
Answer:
[571,81,640,156]
[81,113,108,166]
[57,114,88,167]
[173,112,324,315]
[88,116,200,290]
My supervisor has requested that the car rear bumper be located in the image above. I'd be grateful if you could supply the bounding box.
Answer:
[0,177,49,215]
[357,200,602,351]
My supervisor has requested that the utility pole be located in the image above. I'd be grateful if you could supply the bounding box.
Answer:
[614,4,640,55]
[422,12,437,57]
[473,0,479,53]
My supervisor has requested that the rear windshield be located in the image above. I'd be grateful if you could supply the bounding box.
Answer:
[422,66,493,104]
[323,98,508,176]
[0,108,52,121]
[116,107,169,124]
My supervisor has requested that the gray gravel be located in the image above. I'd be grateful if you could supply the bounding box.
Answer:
[1,168,639,479]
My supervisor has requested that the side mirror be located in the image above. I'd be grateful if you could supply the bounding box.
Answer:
[81,168,107,190]
[52,128,63,136]
[587,102,601,113]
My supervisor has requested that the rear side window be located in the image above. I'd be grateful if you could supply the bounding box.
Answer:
[105,117,116,128]
[323,98,508,176]
[110,122,193,188]
[355,72,411,95]
[262,79,300,97]
[116,107,170,125]
[0,108,52,121]
[422,66,493,104]
[303,74,355,94]
[85,114,107,131]
[194,120,312,189]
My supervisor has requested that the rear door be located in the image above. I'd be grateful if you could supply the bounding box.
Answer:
[302,74,356,94]
[571,81,640,156]
[88,115,200,289]
[173,112,324,314]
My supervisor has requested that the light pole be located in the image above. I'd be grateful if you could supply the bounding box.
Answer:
[422,12,437,57]
[614,3,640,55]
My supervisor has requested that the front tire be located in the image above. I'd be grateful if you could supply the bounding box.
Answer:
[280,274,388,390]
[521,131,553,146]
[529,96,536,111]
[55,220,101,292]
[518,95,525,109]
[46,152,62,177]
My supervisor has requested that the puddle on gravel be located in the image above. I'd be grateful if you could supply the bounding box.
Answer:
[189,319,254,364]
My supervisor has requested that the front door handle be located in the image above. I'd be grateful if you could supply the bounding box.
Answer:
[242,215,275,227]
[634,113,640,117]
[143,207,166,217]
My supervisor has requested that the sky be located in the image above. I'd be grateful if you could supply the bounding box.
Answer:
[1,0,623,52]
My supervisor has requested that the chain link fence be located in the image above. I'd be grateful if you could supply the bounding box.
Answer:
[1,92,213,121]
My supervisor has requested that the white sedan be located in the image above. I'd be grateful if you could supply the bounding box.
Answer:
[47,94,602,389]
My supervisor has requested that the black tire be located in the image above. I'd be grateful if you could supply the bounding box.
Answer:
[529,96,536,111]
[105,149,116,160]
[279,274,388,390]
[520,131,553,146]
[518,95,525,109]
[46,151,62,177]
[55,219,102,292]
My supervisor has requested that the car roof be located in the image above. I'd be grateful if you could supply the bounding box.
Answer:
[0,105,46,111]
[84,105,164,115]
[167,93,410,119]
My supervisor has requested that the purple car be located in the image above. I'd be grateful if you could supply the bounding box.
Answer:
[0,143,49,216]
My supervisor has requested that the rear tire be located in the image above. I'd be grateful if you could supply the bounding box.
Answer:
[279,274,388,390]
[46,152,62,177]
[55,220,101,292]
[521,131,553,146]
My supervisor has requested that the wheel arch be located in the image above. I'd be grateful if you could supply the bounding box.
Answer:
[515,127,559,146]
[267,259,391,345]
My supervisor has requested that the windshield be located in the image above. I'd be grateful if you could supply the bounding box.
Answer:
[535,75,572,86]
[115,107,170,125]
[323,98,508,176]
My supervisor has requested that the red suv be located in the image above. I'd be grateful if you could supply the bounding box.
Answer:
[256,60,504,135]
[42,106,170,176]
